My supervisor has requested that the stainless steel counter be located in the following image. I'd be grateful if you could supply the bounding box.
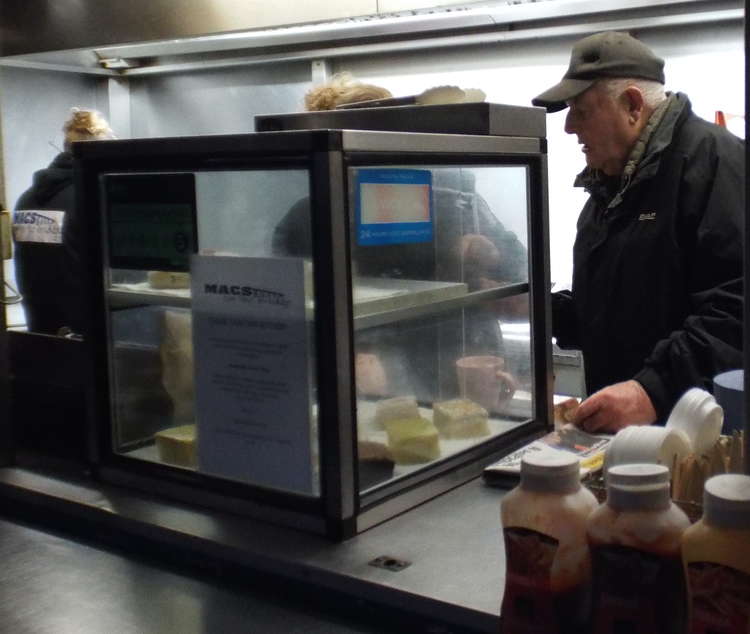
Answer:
[0,514,430,633]
[0,467,507,633]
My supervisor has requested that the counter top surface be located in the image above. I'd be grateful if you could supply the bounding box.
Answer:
[0,467,509,633]
[0,513,429,634]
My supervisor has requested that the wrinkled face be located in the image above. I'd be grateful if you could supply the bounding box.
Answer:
[564,83,638,176]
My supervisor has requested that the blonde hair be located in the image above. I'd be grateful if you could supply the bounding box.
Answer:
[304,72,392,111]
[63,108,114,151]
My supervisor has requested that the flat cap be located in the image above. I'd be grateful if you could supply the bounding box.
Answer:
[532,31,665,113]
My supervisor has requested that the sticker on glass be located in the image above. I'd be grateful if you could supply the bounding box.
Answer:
[356,169,433,246]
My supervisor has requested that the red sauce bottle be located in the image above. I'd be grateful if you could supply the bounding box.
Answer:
[500,451,598,633]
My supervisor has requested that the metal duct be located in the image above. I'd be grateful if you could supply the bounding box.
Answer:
[0,0,378,57]
[0,0,742,75]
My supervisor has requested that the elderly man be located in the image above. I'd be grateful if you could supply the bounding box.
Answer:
[533,31,744,433]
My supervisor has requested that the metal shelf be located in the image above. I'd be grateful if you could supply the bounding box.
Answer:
[354,282,529,330]
[108,284,191,309]
[107,279,530,329]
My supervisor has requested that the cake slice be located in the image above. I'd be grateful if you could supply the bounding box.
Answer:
[373,395,420,429]
[553,397,580,425]
[148,271,191,289]
[155,424,197,467]
[357,439,395,489]
[433,398,490,439]
[384,417,440,464]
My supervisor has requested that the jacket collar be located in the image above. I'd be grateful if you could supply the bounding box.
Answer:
[573,92,690,209]
[50,151,74,169]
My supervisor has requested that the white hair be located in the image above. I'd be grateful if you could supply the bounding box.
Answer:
[598,78,667,109]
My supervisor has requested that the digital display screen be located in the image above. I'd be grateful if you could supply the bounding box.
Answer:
[104,173,197,271]
[355,169,433,246]
[360,182,430,224]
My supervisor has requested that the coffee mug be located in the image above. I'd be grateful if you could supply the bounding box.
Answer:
[456,355,518,412]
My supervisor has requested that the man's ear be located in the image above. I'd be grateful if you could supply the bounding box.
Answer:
[622,86,646,124]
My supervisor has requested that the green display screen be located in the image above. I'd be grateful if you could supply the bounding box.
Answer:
[105,173,197,271]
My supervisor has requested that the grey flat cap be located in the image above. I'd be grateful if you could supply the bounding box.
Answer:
[532,31,665,113]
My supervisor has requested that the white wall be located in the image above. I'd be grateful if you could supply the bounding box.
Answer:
[128,63,312,138]
[0,66,109,212]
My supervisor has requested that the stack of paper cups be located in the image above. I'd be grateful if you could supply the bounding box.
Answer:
[713,370,744,434]
[666,387,724,455]
[605,425,692,476]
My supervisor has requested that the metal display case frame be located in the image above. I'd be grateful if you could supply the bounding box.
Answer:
[75,128,553,539]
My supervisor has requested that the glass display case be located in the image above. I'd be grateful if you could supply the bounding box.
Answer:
[76,124,551,538]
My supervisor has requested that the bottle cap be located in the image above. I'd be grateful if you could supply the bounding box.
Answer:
[703,474,750,529]
[606,463,671,510]
[520,451,580,493]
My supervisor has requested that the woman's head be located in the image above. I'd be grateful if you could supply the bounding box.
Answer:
[63,108,114,151]
[304,72,392,111]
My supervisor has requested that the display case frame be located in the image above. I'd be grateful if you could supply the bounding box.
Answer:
[75,127,552,539]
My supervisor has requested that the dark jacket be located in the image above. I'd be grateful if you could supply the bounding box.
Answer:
[552,93,744,420]
[13,152,86,334]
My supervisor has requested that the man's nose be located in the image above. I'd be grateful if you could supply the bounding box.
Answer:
[564,111,576,134]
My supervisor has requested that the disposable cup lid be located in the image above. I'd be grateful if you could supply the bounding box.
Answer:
[605,426,688,474]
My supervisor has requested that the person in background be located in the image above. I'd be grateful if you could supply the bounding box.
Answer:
[274,74,527,403]
[13,108,114,336]
[532,31,744,432]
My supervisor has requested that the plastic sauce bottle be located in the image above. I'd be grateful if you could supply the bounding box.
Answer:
[587,463,691,634]
[500,451,598,634]
[682,473,750,633]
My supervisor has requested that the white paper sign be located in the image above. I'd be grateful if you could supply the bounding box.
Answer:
[191,255,316,495]
[13,210,65,243]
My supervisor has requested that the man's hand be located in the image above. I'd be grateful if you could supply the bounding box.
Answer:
[460,234,501,280]
[571,380,657,433]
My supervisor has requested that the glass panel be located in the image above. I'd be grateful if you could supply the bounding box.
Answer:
[348,165,532,492]
[104,169,321,497]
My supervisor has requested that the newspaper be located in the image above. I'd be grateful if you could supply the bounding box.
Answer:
[483,425,612,486]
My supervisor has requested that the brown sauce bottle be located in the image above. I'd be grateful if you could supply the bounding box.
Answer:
[587,463,691,634]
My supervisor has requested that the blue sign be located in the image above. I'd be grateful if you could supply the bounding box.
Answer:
[355,169,433,246]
